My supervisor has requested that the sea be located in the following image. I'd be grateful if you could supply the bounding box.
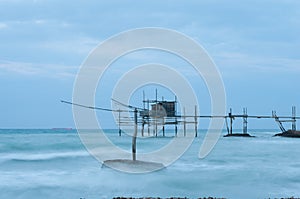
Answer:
[1,129,300,199]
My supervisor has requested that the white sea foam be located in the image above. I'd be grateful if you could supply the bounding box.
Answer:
[0,150,89,162]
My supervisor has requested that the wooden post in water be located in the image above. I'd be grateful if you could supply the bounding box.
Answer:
[118,109,121,136]
[141,120,145,137]
[132,108,138,161]
[292,106,296,131]
[155,120,158,137]
[243,108,248,134]
[229,108,233,135]
[184,107,186,137]
[147,99,150,136]
[162,117,165,137]
[147,120,150,136]
[195,105,198,137]
[155,88,158,137]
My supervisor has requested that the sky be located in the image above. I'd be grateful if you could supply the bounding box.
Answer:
[0,0,299,129]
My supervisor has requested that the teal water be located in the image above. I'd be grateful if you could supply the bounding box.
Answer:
[1,129,300,199]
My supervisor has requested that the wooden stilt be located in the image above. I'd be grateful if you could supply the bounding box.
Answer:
[141,120,145,137]
[118,109,121,136]
[195,105,198,137]
[292,106,296,131]
[132,108,138,161]
[229,108,233,135]
[243,108,248,134]
[184,107,186,137]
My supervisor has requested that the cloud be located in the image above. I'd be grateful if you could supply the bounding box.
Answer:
[34,19,46,25]
[1,1,299,78]
[0,60,78,78]
[38,36,101,56]
[214,51,300,77]
[0,22,8,29]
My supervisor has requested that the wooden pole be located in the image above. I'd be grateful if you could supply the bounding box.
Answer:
[229,108,233,135]
[243,108,248,134]
[132,108,138,161]
[195,105,198,137]
[184,107,186,137]
[147,99,150,136]
[292,106,296,131]
[141,120,145,137]
[118,109,121,136]
[155,89,158,137]
[155,118,158,137]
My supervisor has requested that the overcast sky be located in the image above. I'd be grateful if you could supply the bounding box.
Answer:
[0,0,299,129]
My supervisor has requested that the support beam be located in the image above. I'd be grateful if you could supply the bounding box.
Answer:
[243,108,248,134]
[147,121,150,136]
[118,109,121,136]
[132,108,138,161]
[229,108,233,135]
[155,119,158,137]
[183,107,186,137]
[141,120,145,137]
[195,105,198,137]
[147,100,150,136]
[272,110,286,133]
[292,106,296,131]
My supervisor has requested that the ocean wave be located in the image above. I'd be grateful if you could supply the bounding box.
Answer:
[0,151,90,163]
